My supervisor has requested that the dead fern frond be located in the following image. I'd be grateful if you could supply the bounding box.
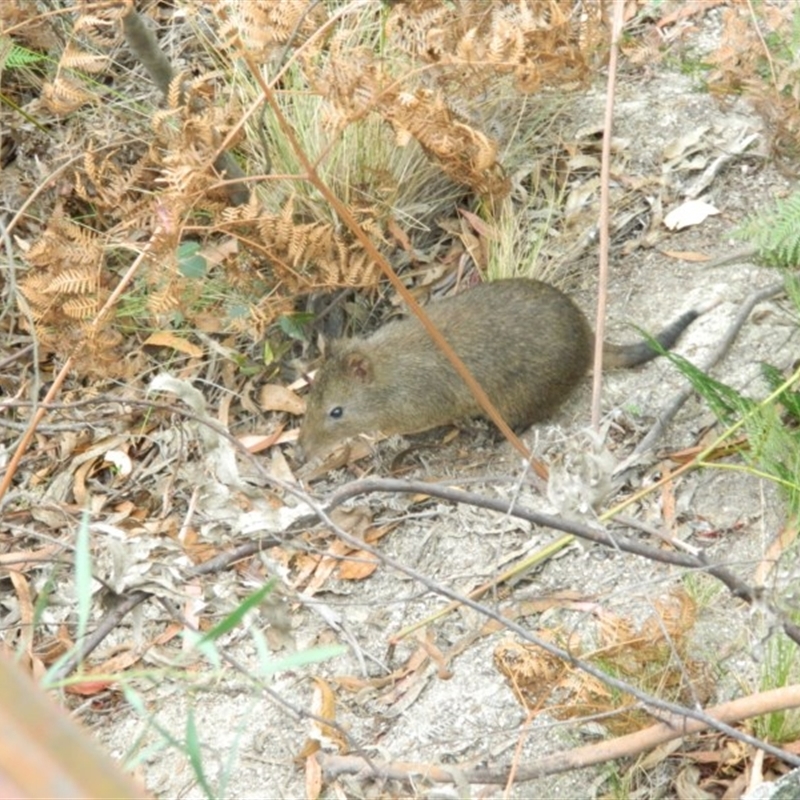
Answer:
[166,71,184,109]
[220,195,262,225]
[17,274,51,316]
[342,250,378,287]
[148,280,183,316]
[314,5,590,196]
[215,0,329,56]
[707,3,800,167]
[25,216,103,268]
[316,43,386,127]
[495,589,711,735]
[16,207,121,371]
[486,14,525,67]
[380,88,508,195]
[252,199,379,288]
[48,268,99,296]
[640,589,697,643]
[67,321,126,375]
[160,159,206,198]
[387,0,595,91]
[61,42,109,74]
[623,40,663,68]
[62,295,100,320]
[79,146,152,209]
[151,107,181,136]
[42,76,94,115]
[72,10,124,48]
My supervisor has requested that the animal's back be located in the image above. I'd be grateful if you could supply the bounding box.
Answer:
[370,278,594,428]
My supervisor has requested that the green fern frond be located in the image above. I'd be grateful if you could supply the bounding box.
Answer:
[737,191,800,267]
[655,346,756,424]
[0,39,50,69]
[659,347,800,516]
[761,362,800,422]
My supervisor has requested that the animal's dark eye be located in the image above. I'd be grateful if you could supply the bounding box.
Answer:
[329,406,343,419]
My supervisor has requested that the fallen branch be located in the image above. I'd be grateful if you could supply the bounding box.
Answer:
[318,684,800,785]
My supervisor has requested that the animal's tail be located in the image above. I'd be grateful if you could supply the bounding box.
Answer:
[602,309,699,369]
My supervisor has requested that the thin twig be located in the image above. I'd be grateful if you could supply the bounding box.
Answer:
[592,0,626,430]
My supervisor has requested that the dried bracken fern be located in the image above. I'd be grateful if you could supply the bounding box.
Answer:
[707,3,800,169]
[387,0,600,92]
[73,8,126,48]
[18,213,122,373]
[309,1,601,197]
[494,590,713,735]
[60,41,109,74]
[9,0,607,378]
[39,4,125,117]
[314,39,509,195]
[24,215,102,270]
[263,197,379,285]
[74,146,154,218]
[215,0,329,57]
[41,76,94,115]
[381,87,508,195]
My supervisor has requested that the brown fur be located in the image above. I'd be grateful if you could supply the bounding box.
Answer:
[297,279,697,461]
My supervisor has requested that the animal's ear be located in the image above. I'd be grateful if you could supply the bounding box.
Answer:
[343,351,373,383]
